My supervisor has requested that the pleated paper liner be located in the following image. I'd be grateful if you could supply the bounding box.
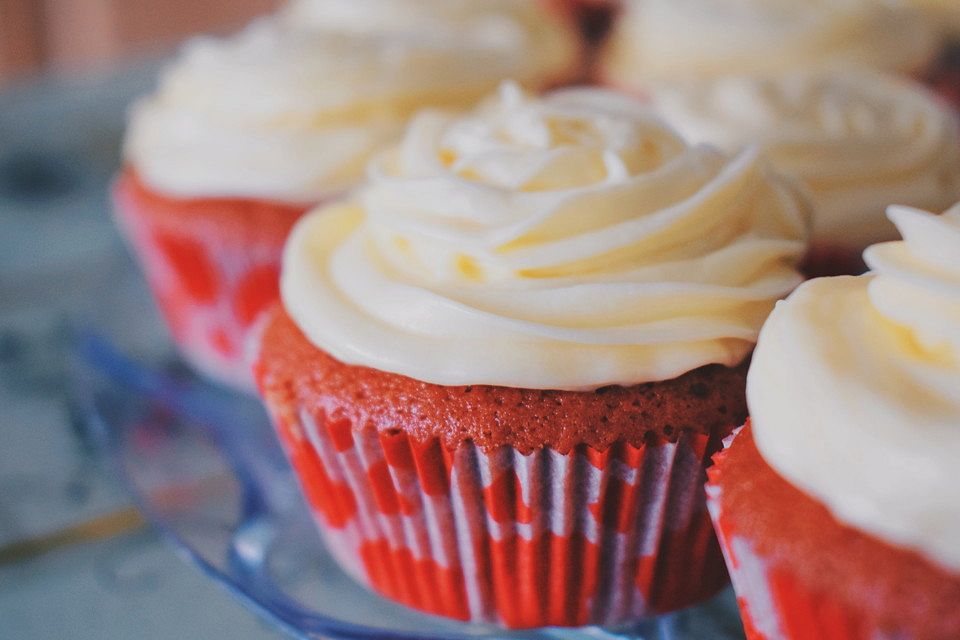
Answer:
[707,440,883,640]
[112,171,306,391]
[260,385,730,629]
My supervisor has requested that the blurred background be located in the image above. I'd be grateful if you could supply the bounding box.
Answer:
[0,0,280,87]
[0,3,290,639]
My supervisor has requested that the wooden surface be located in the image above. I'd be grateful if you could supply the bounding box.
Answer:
[0,0,281,86]
[0,0,44,84]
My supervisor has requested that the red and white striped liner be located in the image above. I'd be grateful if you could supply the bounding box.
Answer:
[113,175,305,391]
[261,387,730,629]
[706,441,896,640]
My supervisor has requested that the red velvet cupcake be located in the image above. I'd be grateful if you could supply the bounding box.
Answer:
[114,4,579,390]
[707,205,960,639]
[258,307,745,627]
[254,85,809,627]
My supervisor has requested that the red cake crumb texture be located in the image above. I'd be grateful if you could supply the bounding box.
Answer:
[712,424,960,640]
[255,306,750,454]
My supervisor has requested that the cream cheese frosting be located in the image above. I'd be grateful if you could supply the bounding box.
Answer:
[749,204,960,573]
[649,72,960,248]
[281,84,810,390]
[603,0,939,85]
[124,6,577,203]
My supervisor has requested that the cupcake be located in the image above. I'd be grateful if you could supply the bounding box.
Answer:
[114,6,579,390]
[645,71,960,276]
[707,204,960,639]
[255,83,809,627]
[600,0,939,88]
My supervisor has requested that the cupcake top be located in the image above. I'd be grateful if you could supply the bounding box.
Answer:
[748,204,960,572]
[282,83,809,391]
[602,0,938,85]
[124,6,577,203]
[647,72,960,247]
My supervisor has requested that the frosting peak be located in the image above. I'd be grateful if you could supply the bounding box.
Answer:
[749,204,960,572]
[282,85,810,390]
[866,205,960,359]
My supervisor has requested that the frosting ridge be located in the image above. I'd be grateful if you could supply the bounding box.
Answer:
[282,85,809,390]
[603,0,938,84]
[649,72,960,247]
[749,204,960,572]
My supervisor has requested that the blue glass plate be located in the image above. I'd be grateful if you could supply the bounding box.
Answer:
[69,333,745,640]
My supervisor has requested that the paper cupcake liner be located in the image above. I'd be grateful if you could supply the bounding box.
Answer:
[261,389,730,628]
[706,445,891,640]
[112,175,304,391]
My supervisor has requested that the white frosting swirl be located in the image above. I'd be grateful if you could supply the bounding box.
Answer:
[125,8,577,203]
[749,204,960,572]
[282,85,810,390]
[603,0,939,85]
[649,72,960,248]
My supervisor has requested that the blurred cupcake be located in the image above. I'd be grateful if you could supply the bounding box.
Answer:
[114,7,579,390]
[255,83,809,627]
[600,0,939,88]
[708,204,960,640]
[646,71,960,276]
